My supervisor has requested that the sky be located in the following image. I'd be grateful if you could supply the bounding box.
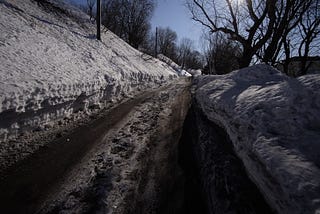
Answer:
[70,0,204,51]
[151,0,203,50]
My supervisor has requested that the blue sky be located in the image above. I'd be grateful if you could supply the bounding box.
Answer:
[152,0,203,50]
[70,0,203,50]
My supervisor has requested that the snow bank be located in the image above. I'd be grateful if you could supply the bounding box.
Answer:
[187,69,202,76]
[195,64,320,214]
[0,0,177,142]
[157,54,192,77]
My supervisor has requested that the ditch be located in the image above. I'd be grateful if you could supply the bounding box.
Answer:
[167,102,274,214]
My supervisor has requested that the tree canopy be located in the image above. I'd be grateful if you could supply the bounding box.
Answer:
[188,0,320,71]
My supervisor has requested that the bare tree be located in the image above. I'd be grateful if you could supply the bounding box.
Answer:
[187,0,314,68]
[297,0,320,75]
[157,27,178,61]
[177,38,194,69]
[262,0,314,65]
[201,32,215,74]
[87,0,95,20]
[274,0,320,76]
[185,50,204,70]
[202,32,240,74]
[176,38,204,70]
[125,0,154,48]
[102,0,154,49]
[102,0,125,36]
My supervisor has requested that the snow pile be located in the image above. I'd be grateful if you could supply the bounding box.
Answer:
[187,69,202,76]
[0,0,177,142]
[195,64,320,214]
[157,54,192,77]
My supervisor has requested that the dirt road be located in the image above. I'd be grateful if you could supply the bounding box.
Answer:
[0,78,191,214]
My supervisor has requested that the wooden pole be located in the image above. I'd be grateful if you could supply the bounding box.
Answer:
[97,0,101,40]
[154,27,158,57]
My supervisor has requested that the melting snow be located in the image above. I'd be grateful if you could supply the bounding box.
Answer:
[0,0,178,141]
[195,64,320,214]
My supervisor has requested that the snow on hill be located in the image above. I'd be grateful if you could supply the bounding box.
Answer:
[0,0,178,142]
[195,64,320,214]
[187,68,202,76]
[157,54,192,77]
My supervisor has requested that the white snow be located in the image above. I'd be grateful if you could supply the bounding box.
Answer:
[187,69,202,76]
[195,64,320,214]
[157,54,192,77]
[0,0,178,142]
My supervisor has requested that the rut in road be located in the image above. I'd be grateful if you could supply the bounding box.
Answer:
[0,78,192,214]
[0,77,274,214]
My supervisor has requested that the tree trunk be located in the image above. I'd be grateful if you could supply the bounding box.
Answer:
[238,51,253,68]
[154,27,158,57]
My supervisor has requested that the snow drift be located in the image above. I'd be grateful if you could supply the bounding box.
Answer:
[0,0,178,142]
[157,54,192,77]
[195,64,320,214]
[187,69,202,76]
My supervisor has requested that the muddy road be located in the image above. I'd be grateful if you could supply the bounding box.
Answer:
[0,78,192,214]
[0,77,274,214]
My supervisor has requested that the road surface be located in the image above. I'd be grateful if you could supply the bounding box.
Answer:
[0,78,192,214]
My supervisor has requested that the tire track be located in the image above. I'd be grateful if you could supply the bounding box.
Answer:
[0,78,191,214]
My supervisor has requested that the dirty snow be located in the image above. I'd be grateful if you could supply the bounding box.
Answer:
[195,64,320,214]
[157,54,192,77]
[0,0,178,142]
[36,78,191,214]
[187,69,202,76]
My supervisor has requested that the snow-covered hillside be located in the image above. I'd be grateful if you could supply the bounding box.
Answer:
[195,64,320,214]
[157,54,192,77]
[0,0,178,142]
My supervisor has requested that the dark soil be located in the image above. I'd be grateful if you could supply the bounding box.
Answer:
[177,103,274,214]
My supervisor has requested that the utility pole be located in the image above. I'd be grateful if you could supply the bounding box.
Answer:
[154,27,158,57]
[96,0,101,40]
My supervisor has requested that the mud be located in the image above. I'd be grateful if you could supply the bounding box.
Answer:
[0,85,165,213]
[0,78,192,214]
[0,77,275,214]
